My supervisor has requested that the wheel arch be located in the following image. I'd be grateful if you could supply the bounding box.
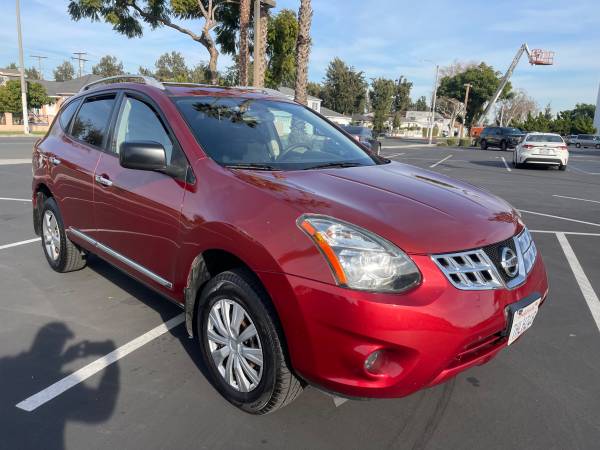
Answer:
[33,183,53,236]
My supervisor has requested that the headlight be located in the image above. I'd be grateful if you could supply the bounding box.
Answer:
[298,215,421,292]
[515,227,537,274]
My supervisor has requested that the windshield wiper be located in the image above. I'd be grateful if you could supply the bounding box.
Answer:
[302,162,364,170]
[225,163,279,171]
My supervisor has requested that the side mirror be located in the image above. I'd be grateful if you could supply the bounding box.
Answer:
[119,141,167,171]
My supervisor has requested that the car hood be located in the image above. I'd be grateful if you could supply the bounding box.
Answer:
[234,161,522,254]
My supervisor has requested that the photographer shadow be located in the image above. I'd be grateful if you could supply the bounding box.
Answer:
[0,322,119,450]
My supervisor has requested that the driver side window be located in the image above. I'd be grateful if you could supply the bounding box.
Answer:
[112,96,187,171]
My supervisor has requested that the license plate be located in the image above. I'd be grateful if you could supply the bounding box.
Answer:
[507,298,541,345]
[539,148,555,155]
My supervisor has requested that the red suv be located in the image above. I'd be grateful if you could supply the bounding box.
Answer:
[32,77,548,414]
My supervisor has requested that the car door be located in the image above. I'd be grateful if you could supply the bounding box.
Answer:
[48,94,117,234]
[92,92,190,291]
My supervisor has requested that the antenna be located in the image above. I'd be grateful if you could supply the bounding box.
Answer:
[30,54,48,80]
[71,52,89,78]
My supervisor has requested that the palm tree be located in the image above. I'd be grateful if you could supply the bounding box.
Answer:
[238,0,251,86]
[294,0,312,104]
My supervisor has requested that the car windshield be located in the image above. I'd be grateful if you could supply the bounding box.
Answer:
[526,134,564,143]
[175,97,377,171]
[343,126,369,136]
[504,128,522,134]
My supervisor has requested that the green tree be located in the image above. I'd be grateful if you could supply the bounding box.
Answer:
[189,62,211,83]
[412,96,428,111]
[25,67,42,80]
[437,62,512,126]
[92,55,124,77]
[0,80,51,113]
[265,9,299,88]
[53,60,75,81]
[370,78,395,133]
[68,0,223,84]
[393,75,412,113]
[392,112,402,131]
[6,62,18,69]
[321,58,367,115]
[154,51,190,81]
[307,81,321,98]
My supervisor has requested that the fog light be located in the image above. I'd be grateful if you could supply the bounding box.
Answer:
[364,350,384,374]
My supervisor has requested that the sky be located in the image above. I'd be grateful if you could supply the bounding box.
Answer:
[1,0,599,112]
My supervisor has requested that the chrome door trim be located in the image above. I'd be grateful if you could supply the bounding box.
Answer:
[68,227,173,289]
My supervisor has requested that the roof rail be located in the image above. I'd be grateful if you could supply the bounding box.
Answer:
[79,74,164,92]
[233,86,288,98]
[161,82,216,88]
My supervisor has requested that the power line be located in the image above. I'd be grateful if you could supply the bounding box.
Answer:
[72,52,89,78]
[30,54,48,80]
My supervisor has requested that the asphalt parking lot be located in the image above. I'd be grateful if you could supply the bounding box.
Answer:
[1,136,599,450]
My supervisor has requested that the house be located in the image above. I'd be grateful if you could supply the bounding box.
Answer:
[351,113,374,128]
[37,74,103,121]
[320,106,352,126]
[400,110,452,136]
[276,86,322,113]
[0,67,21,85]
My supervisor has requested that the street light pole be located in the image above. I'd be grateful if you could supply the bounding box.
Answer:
[428,64,439,145]
[15,0,29,134]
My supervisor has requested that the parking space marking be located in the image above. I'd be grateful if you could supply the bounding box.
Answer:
[0,159,31,165]
[531,230,600,237]
[385,152,405,158]
[430,154,453,168]
[552,195,600,204]
[568,166,600,175]
[500,157,512,172]
[0,197,31,202]
[0,238,41,251]
[519,210,600,228]
[556,233,600,333]
[16,313,185,412]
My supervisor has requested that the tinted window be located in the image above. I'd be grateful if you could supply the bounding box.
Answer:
[112,96,186,168]
[501,128,522,134]
[71,96,115,147]
[175,97,376,171]
[525,134,564,143]
[343,126,368,135]
[59,99,80,131]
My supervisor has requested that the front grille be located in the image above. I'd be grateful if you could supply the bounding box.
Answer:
[432,229,537,291]
[483,238,517,283]
[432,249,504,291]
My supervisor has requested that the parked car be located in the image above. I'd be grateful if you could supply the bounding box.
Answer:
[32,77,548,414]
[565,135,578,145]
[513,133,568,170]
[341,125,382,154]
[478,126,525,150]
[572,134,600,149]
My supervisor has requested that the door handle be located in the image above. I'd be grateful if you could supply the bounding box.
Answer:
[95,175,113,187]
[50,157,61,166]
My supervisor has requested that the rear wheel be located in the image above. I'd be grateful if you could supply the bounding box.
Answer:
[480,139,488,150]
[559,164,567,171]
[595,144,600,149]
[500,140,508,151]
[197,269,302,414]
[576,143,581,148]
[40,197,86,272]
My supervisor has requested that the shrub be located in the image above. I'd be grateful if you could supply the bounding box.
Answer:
[436,140,448,146]
[446,137,458,146]
[459,138,472,147]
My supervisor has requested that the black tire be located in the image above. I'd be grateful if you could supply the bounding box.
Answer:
[576,143,581,148]
[595,144,600,150]
[40,197,86,273]
[500,140,508,151]
[480,139,488,150]
[559,164,567,171]
[197,269,302,414]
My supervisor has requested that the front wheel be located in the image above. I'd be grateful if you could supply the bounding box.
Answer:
[576,143,581,148]
[501,140,508,151]
[480,139,488,150]
[40,197,86,272]
[595,144,600,149]
[197,269,303,414]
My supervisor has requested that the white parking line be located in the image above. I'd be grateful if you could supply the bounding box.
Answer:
[569,166,600,175]
[519,210,600,228]
[430,154,452,168]
[552,195,600,204]
[531,230,600,237]
[0,238,41,251]
[385,152,405,158]
[16,313,185,412]
[0,197,31,202]
[556,233,600,333]
[501,157,512,172]
[0,159,31,165]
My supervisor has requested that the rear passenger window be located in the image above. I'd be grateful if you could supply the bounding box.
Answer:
[71,96,115,147]
[59,99,80,131]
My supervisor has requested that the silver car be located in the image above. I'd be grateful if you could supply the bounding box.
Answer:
[573,134,600,149]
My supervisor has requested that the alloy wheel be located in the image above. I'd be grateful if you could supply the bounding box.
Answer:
[207,299,264,393]
[42,210,61,261]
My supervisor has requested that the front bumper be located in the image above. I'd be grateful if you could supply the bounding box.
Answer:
[259,252,548,399]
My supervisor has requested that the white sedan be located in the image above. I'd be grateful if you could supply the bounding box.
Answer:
[513,133,569,170]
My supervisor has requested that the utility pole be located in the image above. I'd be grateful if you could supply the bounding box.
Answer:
[427,64,439,144]
[461,83,472,138]
[15,0,29,134]
[30,54,47,80]
[72,52,88,78]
